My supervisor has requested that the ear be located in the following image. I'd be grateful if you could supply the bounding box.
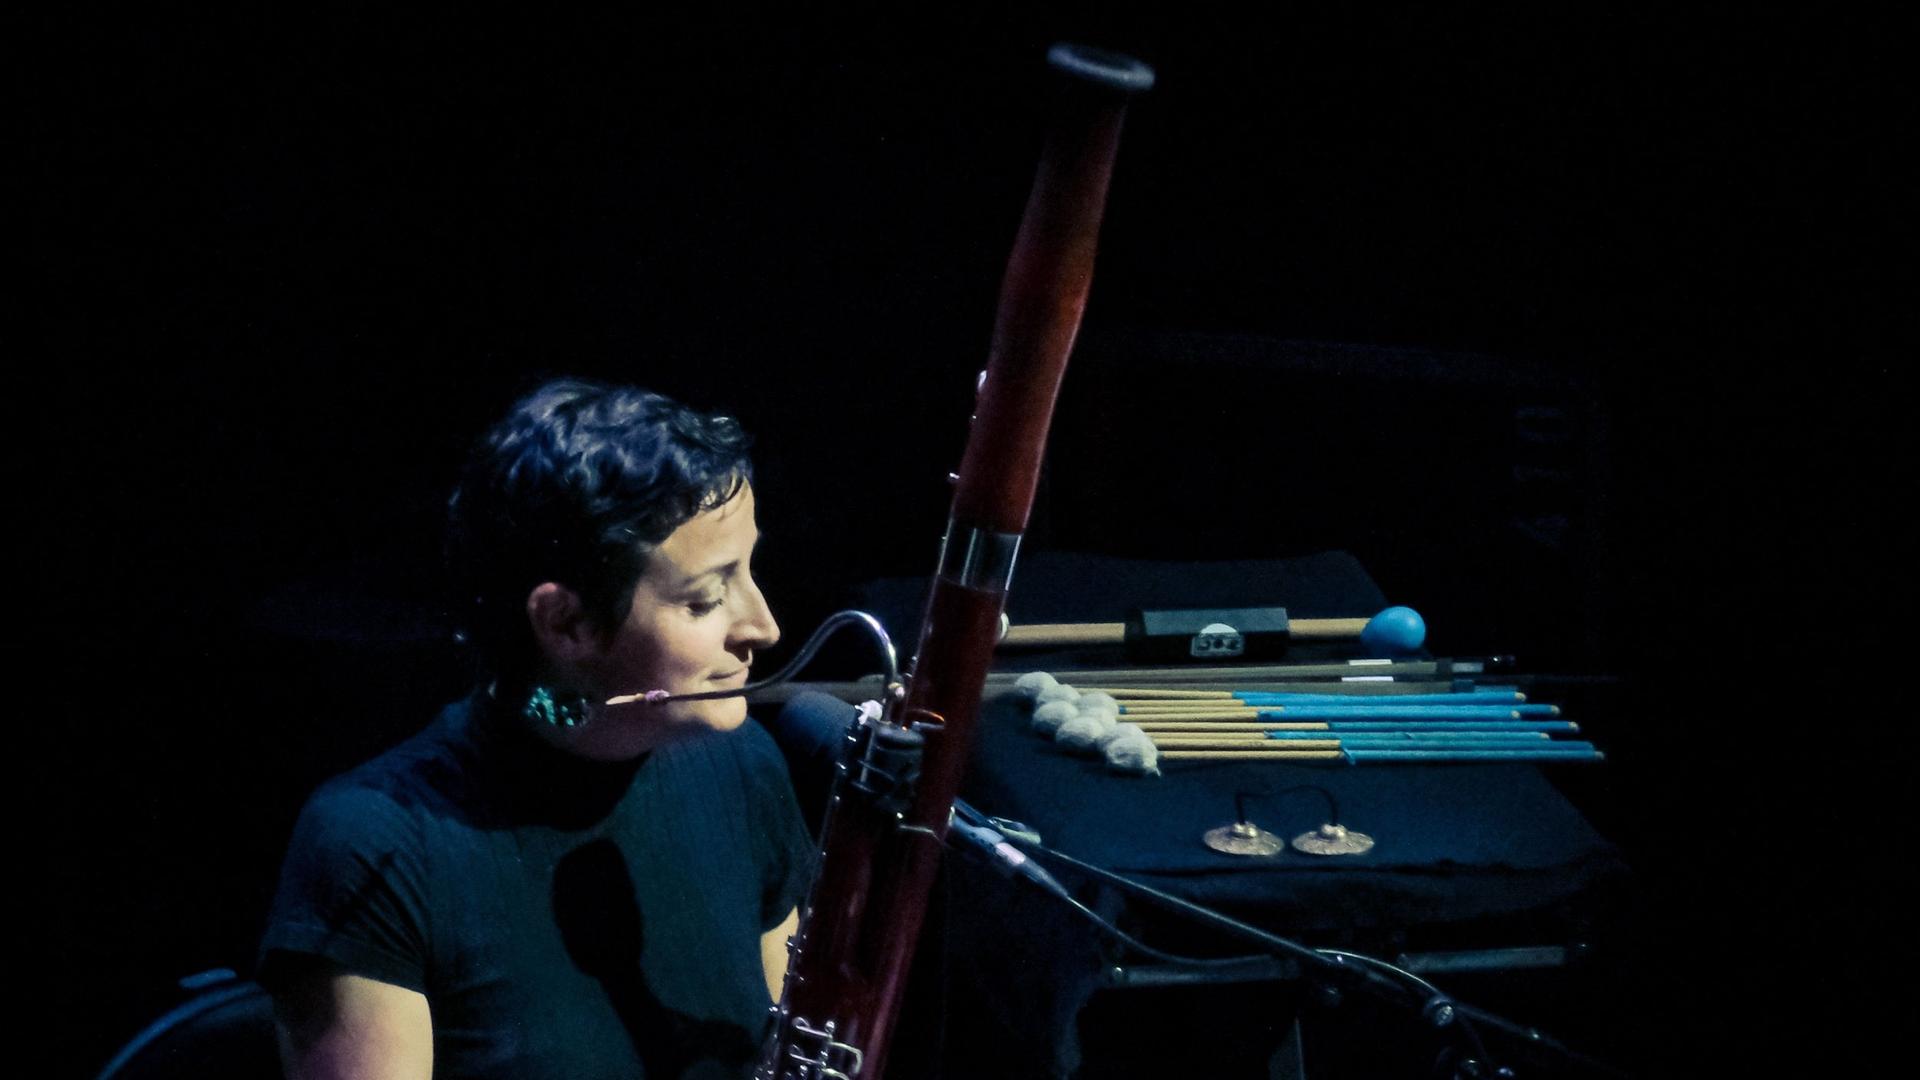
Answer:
[525,582,600,666]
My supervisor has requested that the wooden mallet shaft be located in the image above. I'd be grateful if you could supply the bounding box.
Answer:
[1000,617,1368,648]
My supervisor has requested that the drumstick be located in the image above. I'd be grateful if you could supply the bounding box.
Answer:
[1158,748,1603,763]
[1150,733,1601,761]
[989,656,1514,686]
[1077,681,1511,697]
[1158,750,1347,761]
[999,605,1427,653]
[1151,738,1347,750]
[1128,720,1579,733]
[1001,617,1367,645]
[1107,705,1559,721]
[1146,730,1553,741]
[1088,688,1528,705]
[1150,735,1591,751]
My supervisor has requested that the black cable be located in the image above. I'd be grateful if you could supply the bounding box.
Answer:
[1048,886,1272,970]
[942,821,1268,970]
[1010,835,1501,1073]
[1025,841,1356,972]
[1317,948,1492,1070]
[1031,840,1629,1078]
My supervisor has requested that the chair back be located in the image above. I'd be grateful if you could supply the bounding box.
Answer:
[96,971,278,1080]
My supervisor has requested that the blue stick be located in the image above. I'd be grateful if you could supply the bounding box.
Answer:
[1342,747,1603,763]
[1316,720,1579,732]
[1261,730,1549,742]
[1232,690,1525,706]
[1250,704,1561,719]
[1319,740,1598,753]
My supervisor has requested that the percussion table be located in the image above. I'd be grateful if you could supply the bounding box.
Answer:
[925,688,1629,1079]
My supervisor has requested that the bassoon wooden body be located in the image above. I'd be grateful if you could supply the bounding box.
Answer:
[760,44,1153,1080]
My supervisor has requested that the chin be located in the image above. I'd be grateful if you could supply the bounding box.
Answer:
[688,701,750,732]
[559,700,748,762]
[639,696,749,740]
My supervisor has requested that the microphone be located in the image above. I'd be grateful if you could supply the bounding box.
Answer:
[762,693,1071,904]
[764,691,859,767]
[761,690,861,832]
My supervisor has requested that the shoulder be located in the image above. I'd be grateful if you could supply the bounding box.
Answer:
[288,775,422,865]
[260,708,476,993]
[280,765,434,899]
[285,703,475,865]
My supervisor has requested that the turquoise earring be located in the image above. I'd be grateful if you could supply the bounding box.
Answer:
[523,685,592,728]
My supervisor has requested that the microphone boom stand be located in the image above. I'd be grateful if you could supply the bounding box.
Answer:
[980,828,1627,1079]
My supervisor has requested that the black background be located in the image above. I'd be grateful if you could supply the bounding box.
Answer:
[25,5,1901,1076]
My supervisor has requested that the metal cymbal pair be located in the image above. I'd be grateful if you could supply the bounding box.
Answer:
[1202,820,1375,857]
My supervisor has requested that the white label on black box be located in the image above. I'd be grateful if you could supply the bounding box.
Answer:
[1191,622,1244,658]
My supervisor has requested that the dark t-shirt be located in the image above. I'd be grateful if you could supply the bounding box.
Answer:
[258,692,815,1080]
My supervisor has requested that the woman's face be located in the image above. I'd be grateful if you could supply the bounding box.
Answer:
[560,484,780,759]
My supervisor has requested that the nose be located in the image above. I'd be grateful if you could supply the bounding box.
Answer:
[730,574,780,659]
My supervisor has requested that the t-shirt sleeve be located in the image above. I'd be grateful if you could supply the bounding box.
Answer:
[256,781,433,994]
[739,724,818,932]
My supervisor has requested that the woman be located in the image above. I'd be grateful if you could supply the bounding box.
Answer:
[259,378,814,1079]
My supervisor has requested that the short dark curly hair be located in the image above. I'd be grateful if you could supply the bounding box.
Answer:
[446,378,753,683]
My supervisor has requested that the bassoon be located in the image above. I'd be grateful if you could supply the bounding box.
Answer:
[759,43,1154,1080]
